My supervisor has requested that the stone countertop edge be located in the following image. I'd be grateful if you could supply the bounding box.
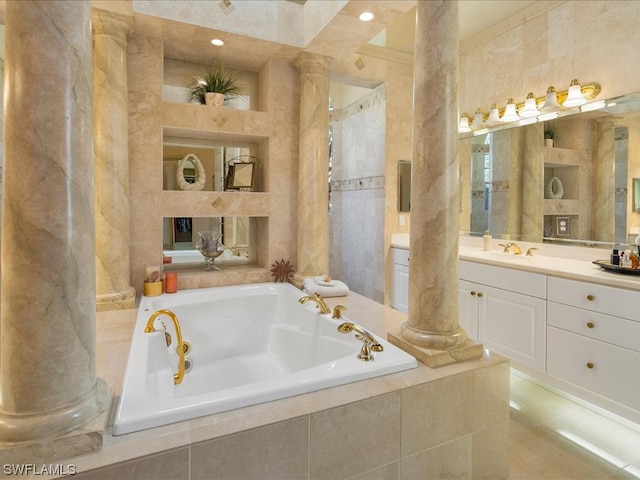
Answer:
[391,234,640,292]
[62,290,506,474]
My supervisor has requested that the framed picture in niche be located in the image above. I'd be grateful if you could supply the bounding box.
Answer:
[225,162,255,190]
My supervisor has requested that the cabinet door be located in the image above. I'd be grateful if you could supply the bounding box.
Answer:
[458,279,479,341]
[478,285,546,370]
[391,263,409,314]
[548,326,640,412]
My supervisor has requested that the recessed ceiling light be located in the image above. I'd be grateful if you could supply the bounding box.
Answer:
[358,11,374,22]
[211,38,225,46]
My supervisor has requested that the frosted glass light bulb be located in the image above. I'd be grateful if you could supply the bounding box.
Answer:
[501,99,519,122]
[563,79,587,107]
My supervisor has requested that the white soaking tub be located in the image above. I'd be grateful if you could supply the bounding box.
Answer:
[113,282,417,435]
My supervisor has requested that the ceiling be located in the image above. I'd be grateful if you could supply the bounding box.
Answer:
[373,1,538,54]
[151,0,539,72]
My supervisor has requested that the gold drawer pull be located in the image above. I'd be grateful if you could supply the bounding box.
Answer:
[477,292,483,298]
[470,291,476,296]
[587,294,595,301]
[586,322,595,329]
[586,362,594,369]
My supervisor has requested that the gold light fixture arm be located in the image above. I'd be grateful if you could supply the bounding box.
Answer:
[145,309,186,385]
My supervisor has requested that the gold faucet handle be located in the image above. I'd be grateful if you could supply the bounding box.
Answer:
[332,305,347,319]
[498,243,509,253]
[526,247,539,256]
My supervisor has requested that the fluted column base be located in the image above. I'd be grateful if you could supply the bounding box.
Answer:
[388,326,483,368]
[0,379,110,463]
[96,285,136,312]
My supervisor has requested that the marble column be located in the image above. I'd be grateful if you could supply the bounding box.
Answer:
[388,1,482,367]
[594,118,617,242]
[293,52,333,284]
[521,124,544,242]
[93,8,136,311]
[0,0,110,454]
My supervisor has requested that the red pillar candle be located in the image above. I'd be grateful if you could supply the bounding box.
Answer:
[164,272,178,294]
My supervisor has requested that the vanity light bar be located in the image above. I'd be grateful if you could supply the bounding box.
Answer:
[459,79,601,133]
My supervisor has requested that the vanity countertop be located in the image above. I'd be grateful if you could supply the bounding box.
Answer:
[391,233,640,292]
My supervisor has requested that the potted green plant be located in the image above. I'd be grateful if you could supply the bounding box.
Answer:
[186,63,241,107]
[544,123,556,147]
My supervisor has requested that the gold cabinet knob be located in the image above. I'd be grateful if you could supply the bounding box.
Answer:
[470,291,476,296]
[586,362,594,369]
[586,322,595,329]
[587,294,595,301]
[477,292,483,298]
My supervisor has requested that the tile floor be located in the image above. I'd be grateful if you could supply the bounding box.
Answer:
[509,370,640,479]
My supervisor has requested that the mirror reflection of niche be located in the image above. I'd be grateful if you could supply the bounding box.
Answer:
[460,91,640,248]
[162,216,258,267]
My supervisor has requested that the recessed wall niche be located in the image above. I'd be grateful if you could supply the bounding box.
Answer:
[163,58,259,111]
[162,216,262,269]
[163,132,265,193]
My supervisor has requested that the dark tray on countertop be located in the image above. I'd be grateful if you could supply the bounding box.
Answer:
[593,259,640,275]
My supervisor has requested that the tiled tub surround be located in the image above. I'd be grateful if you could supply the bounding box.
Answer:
[51,290,509,480]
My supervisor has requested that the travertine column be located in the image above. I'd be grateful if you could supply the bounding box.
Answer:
[388,1,482,367]
[594,118,617,242]
[521,124,544,242]
[93,9,136,311]
[293,52,333,283]
[0,1,109,449]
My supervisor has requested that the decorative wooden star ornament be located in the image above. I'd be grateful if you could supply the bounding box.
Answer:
[270,259,294,283]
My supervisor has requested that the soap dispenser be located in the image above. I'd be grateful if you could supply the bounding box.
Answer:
[483,230,492,251]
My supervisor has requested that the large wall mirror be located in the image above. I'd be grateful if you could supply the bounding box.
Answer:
[460,90,640,248]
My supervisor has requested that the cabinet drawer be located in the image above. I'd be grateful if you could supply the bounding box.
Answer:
[391,248,410,267]
[547,302,640,353]
[547,326,640,412]
[459,260,546,298]
[547,277,639,320]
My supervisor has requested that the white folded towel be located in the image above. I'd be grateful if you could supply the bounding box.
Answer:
[314,276,335,286]
[303,277,349,297]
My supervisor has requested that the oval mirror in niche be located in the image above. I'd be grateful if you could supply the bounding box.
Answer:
[176,153,206,191]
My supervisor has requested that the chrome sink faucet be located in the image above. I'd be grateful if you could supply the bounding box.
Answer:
[499,242,522,254]
[298,294,331,314]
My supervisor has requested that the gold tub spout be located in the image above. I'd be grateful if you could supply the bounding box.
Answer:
[144,309,186,385]
[298,294,331,314]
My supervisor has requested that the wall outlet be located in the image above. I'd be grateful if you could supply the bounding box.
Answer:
[399,215,405,226]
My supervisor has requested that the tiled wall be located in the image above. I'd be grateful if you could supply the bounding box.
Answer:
[126,16,299,294]
[330,86,386,302]
[71,361,510,480]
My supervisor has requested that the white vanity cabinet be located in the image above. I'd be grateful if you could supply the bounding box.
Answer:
[459,261,547,370]
[458,279,479,341]
[547,277,640,412]
[390,248,410,314]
